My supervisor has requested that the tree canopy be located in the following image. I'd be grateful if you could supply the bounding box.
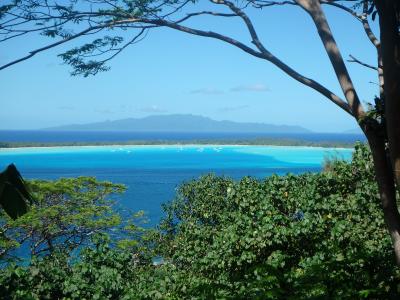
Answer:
[0,176,145,262]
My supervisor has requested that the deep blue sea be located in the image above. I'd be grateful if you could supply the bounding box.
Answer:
[0,144,354,225]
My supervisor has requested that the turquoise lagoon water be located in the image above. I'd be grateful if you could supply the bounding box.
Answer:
[0,145,353,225]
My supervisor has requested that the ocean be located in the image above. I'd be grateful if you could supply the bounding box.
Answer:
[0,130,366,143]
[0,144,354,225]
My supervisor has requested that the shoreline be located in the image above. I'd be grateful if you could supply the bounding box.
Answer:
[0,143,356,153]
[0,139,363,150]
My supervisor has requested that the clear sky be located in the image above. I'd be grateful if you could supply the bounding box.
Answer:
[0,2,379,132]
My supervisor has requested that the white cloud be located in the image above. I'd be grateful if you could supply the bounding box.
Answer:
[230,83,269,92]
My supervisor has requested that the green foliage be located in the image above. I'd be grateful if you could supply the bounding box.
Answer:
[322,151,347,172]
[155,143,399,299]
[0,177,129,260]
[58,36,125,76]
[0,164,33,220]
[0,239,151,300]
[1,144,400,299]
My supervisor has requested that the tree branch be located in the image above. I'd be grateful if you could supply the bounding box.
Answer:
[0,17,145,71]
[0,26,99,71]
[347,54,378,70]
[296,0,365,120]
[248,0,297,8]
[320,0,360,19]
[318,0,380,49]
[146,17,352,115]
[361,0,380,48]
[213,0,267,53]
[174,10,237,24]
[210,0,353,115]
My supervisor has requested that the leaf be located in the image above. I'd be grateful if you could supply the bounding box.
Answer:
[336,253,344,262]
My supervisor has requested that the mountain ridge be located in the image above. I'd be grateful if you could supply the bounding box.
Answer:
[43,114,311,133]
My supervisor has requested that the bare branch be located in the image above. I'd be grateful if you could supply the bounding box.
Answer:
[320,0,361,19]
[174,10,237,24]
[212,0,267,53]
[210,0,352,115]
[347,54,378,70]
[248,0,297,8]
[318,1,380,49]
[146,17,352,115]
[98,27,149,65]
[361,0,380,48]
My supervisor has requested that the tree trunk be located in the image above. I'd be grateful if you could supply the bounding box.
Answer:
[295,0,365,119]
[365,129,400,264]
[375,1,400,188]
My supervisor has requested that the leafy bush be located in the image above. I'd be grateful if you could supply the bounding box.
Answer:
[0,239,151,299]
[155,144,400,299]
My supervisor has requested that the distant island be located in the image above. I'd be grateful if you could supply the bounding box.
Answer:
[43,114,311,133]
[0,114,367,148]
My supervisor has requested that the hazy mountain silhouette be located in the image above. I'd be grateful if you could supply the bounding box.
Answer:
[44,114,311,133]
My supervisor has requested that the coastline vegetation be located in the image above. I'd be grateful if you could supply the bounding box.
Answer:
[1,143,399,299]
[0,138,362,149]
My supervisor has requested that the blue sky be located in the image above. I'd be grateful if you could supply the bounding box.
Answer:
[0,2,379,132]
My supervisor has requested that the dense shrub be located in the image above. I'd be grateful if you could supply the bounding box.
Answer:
[155,144,400,299]
[1,144,399,299]
[0,240,151,299]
